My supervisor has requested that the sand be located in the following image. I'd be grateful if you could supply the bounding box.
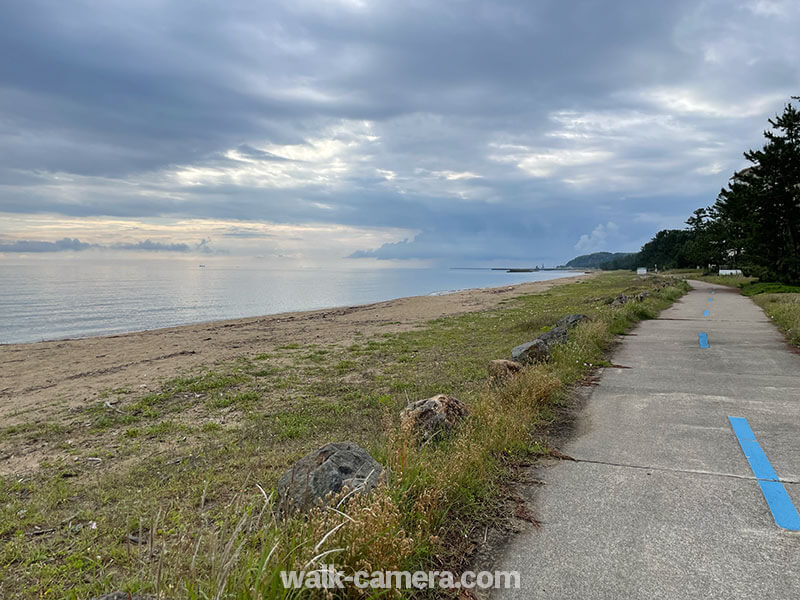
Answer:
[0,274,589,430]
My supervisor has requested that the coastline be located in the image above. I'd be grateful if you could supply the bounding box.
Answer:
[0,273,589,433]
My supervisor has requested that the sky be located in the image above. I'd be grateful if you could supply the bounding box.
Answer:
[1,0,799,267]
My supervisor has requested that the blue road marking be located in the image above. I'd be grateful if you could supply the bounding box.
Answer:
[709,297,714,302]
[728,416,800,531]
[698,332,709,348]
[703,309,710,317]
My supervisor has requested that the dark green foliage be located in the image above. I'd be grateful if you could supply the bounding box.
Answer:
[566,252,636,268]
[741,282,800,296]
[636,230,695,270]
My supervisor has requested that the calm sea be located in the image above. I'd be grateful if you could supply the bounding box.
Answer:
[0,259,578,344]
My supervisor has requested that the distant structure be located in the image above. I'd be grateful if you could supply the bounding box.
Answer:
[719,269,743,276]
[637,267,647,275]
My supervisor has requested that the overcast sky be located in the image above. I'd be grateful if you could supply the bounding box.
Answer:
[1,0,798,266]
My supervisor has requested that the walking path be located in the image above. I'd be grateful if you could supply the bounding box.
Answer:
[495,280,800,599]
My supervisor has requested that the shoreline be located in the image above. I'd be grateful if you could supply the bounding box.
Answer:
[0,268,583,346]
[0,273,590,433]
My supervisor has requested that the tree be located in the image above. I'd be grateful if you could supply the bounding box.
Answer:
[637,229,695,270]
[603,96,800,281]
[705,98,800,281]
[741,98,800,282]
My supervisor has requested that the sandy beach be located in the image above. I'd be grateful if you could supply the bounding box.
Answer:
[0,274,589,433]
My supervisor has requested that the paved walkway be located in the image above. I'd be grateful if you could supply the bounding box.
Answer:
[495,280,800,599]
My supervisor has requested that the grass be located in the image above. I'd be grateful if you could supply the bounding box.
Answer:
[0,273,689,599]
[696,273,756,288]
[740,282,800,296]
[752,293,800,347]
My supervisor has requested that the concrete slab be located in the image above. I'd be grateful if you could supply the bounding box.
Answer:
[494,280,800,599]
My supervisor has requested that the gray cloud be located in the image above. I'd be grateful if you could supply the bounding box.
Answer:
[111,239,190,252]
[1,0,798,263]
[0,238,92,253]
[0,237,213,253]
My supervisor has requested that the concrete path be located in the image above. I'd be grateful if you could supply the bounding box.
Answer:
[495,280,800,599]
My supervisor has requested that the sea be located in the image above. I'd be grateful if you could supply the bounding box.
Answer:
[0,258,579,345]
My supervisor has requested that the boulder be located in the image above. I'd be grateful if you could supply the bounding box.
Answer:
[488,359,524,384]
[277,442,383,515]
[611,294,630,307]
[537,325,568,347]
[511,339,551,365]
[556,314,590,329]
[400,394,469,441]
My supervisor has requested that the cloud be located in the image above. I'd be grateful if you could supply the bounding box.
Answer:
[111,239,191,252]
[0,237,210,254]
[575,223,623,254]
[0,1,798,263]
[0,237,92,253]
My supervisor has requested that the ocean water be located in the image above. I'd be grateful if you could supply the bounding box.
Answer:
[0,259,579,344]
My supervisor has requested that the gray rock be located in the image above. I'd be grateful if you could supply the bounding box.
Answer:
[511,339,552,365]
[400,394,469,441]
[277,442,383,515]
[488,359,524,384]
[556,313,590,329]
[611,294,630,307]
[538,325,568,347]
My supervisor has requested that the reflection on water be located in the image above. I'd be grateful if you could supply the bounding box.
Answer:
[0,259,579,344]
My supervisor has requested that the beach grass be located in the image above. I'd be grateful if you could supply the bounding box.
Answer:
[0,272,689,599]
[752,293,800,347]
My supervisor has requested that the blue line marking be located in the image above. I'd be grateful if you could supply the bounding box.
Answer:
[708,297,714,302]
[703,309,710,317]
[698,332,709,348]
[728,416,800,531]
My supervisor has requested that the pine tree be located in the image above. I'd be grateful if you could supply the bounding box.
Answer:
[709,97,800,282]
[743,98,800,282]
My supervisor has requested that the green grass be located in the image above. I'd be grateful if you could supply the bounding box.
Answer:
[752,293,800,347]
[694,273,756,288]
[0,273,689,599]
[740,282,800,296]
[694,273,800,299]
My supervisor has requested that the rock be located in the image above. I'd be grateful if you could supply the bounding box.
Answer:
[556,314,590,329]
[277,442,383,515]
[637,291,651,301]
[611,294,630,307]
[488,359,524,384]
[400,394,469,441]
[537,325,568,347]
[511,339,551,365]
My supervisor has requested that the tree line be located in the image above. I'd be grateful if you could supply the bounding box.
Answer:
[602,97,800,284]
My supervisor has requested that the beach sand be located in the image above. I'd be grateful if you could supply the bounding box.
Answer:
[0,274,589,472]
